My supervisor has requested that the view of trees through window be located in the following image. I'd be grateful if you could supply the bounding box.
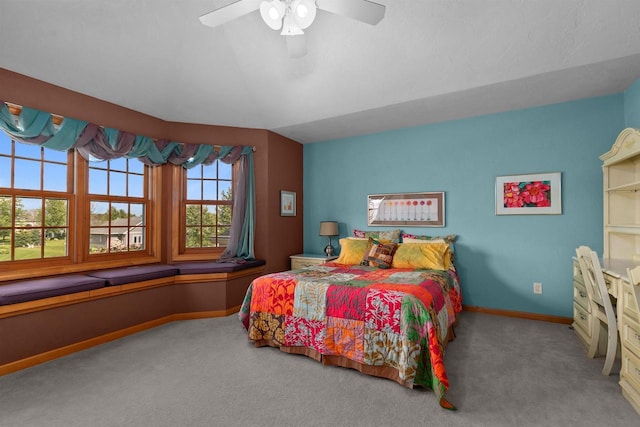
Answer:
[0,196,70,261]
[0,135,71,262]
[185,160,232,249]
[88,157,147,254]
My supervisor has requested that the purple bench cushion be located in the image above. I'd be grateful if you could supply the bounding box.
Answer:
[87,264,179,286]
[174,259,266,275]
[0,275,106,306]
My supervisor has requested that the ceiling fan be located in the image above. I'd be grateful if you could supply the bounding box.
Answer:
[199,0,386,58]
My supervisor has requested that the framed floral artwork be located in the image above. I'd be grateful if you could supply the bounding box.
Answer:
[280,190,296,216]
[496,172,562,215]
[367,192,445,227]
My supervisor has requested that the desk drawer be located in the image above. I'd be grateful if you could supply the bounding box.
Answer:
[573,301,592,341]
[621,280,640,322]
[622,314,640,358]
[573,260,585,284]
[621,336,640,392]
[573,280,591,312]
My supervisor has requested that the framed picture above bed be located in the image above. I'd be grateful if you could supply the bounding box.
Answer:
[495,172,562,215]
[367,192,445,227]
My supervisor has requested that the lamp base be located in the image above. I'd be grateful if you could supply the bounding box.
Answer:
[324,244,335,257]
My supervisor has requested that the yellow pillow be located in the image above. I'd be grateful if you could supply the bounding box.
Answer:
[334,238,370,265]
[391,242,451,270]
[402,238,455,265]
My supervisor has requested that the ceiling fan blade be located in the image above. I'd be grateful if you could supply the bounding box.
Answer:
[316,0,386,25]
[199,0,262,28]
[286,35,307,58]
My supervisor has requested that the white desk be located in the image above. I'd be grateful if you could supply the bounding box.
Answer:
[582,258,640,415]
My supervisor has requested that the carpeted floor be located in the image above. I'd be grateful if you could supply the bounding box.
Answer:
[0,311,638,426]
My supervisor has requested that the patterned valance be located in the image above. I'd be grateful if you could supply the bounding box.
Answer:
[0,102,251,168]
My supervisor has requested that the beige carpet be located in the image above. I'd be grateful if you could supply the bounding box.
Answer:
[0,311,637,426]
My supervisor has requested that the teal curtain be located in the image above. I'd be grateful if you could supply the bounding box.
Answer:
[169,142,215,168]
[134,138,182,165]
[0,104,55,140]
[220,146,255,260]
[0,103,87,149]
[237,147,255,259]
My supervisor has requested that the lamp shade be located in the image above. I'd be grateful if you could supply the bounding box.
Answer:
[291,0,317,29]
[260,0,285,30]
[319,221,339,236]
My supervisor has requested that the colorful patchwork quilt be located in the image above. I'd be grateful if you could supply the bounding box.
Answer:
[239,262,462,407]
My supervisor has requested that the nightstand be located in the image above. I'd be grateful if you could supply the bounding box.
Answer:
[290,253,338,270]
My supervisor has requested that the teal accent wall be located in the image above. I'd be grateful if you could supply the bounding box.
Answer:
[625,76,640,128]
[304,95,624,317]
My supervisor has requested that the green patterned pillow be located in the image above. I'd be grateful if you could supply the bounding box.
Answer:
[353,228,401,243]
[401,233,456,244]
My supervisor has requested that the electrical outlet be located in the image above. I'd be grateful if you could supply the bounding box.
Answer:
[533,282,543,294]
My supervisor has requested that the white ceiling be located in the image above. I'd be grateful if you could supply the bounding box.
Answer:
[2,0,640,143]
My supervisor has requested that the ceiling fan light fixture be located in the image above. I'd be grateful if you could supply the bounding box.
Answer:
[268,8,280,20]
[199,0,386,58]
[280,14,304,36]
[260,0,285,30]
[291,0,317,29]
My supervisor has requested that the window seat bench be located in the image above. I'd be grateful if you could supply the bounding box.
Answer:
[0,259,266,376]
[0,274,107,306]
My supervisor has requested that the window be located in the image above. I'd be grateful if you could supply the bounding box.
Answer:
[0,130,157,272]
[0,118,241,273]
[88,157,149,255]
[0,133,73,262]
[183,160,232,250]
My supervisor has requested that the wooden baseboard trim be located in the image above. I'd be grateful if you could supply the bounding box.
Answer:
[173,305,241,320]
[0,309,237,377]
[462,305,572,324]
[0,303,570,377]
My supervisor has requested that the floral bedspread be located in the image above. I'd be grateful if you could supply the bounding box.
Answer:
[239,263,462,403]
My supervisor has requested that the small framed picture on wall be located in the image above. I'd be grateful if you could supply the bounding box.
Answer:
[280,190,296,216]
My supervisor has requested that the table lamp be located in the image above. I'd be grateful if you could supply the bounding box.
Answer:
[319,221,339,257]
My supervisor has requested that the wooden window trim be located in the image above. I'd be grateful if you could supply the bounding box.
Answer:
[169,165,226,262]
[81,154,162,262]
[0,142,75,268]
[0,150,163,282]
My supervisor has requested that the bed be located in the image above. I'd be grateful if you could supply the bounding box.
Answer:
[238,231,462,409]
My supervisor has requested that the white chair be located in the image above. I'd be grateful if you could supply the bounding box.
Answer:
[575,246,618,375]
[626,264,640,313]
